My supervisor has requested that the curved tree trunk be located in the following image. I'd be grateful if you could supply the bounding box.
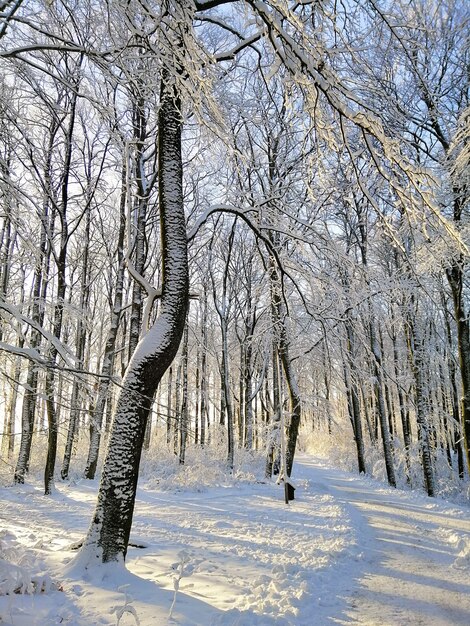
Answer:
[77,66,188,565]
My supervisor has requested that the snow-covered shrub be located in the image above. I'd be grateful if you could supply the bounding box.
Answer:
[140,423,266,491]
[0,530,55,595]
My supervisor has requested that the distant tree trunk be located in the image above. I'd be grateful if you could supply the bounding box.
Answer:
[395,239,435,497]
[244,332,254,450]
[77,64,188,564]
[369,317,396,488]
[437,360,453,467]
[143,396,154,451]
[390,301,412,481]
[406,317,435,496]
[2,265,24,460]
[280,328,301,478]
[127,92,150,361]
[0,168,14,343]
[62,201,91,480]
[199,282,208,446]
[84,166,126,479]
[14,120,57,484]
[380,326,395,439]
[4,344,22,459]
[238,340,244,445]
[179,321,189,464]
[221,313,234,469]
[212,223,236,468]
[265,269,301,478]
[173,358,182,454]
[219,359,227,426]
[266,344,281,478]
[355,209,395,488]
[194,344,200,444]
[447,259,470,473]
[44,81,80,495]
[242,286,256,449]
[166,366,173,445]
[322,342,332,435]
[343,323,366,475]
[442,296,464,478]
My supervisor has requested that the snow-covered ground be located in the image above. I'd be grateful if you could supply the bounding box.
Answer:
[1,455,469,625]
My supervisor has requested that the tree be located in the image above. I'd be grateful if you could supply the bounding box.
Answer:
[77,24,188,562]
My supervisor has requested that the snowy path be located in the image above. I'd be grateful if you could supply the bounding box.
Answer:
[1,456,470,625]
[295,457,470,625]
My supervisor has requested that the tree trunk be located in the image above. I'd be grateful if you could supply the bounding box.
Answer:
[174,358,182,454]
[166,366,173,445]
[390,302,412,482]
[443,295,465,478]
[77,65,188,564]
[127,92,150,361]
[179,321,189,464]
[221,314,234,468]
[369,318,396,488]
[343,325,366,475]
[84,163,127,479]
[14,120,56,484]
[408,321,435,497]
[62,202,91,480]
[266,343,281,478]
[280,328,301,478]
[44,82,79,495]
[447,263,470,473]
[199,283,208,446]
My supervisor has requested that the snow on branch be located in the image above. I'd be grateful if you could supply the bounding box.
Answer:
[0,301,74,366]
[194,0,238,10]
[242,0,468,251]
[187,203,311,314]
[214,30,265,62]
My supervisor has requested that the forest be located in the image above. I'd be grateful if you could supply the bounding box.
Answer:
[0,1,469,620]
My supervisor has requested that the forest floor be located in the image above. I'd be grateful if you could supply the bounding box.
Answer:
[1,454,470,625]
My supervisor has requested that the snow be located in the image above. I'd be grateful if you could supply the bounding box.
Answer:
[1,455,469,625]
